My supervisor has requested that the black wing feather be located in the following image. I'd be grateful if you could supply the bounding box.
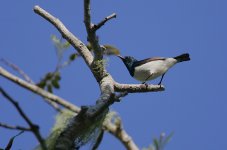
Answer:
[133,57,166,67]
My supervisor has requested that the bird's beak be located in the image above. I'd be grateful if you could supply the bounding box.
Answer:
[117,55,124,60]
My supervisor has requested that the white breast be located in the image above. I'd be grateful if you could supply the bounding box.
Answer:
[133,58,177,82]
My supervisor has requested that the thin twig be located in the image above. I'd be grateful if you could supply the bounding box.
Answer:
[0,67,80,113]
[5,131,24,150]
[93,13,117,31]
[0,59,62,112]
[0,122,30,131]
[0,87,47,150]
[0,58,34,84]
[45,99,62,112]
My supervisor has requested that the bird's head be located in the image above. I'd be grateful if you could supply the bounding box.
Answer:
[117,55,137,76]
[117,55,137,65]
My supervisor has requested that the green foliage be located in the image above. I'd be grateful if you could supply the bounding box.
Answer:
[69,53,78,61]
[51,109,75,132]
[86,43,120,56]
[37,72,61,93]
[102,44,120,56]
[35,109,109,150]
[142,132,174,150]
[51,34,79,70]
[92,59,107,69]
[51,35,70,57]
[37,35,78,93]
[35,109,76,150]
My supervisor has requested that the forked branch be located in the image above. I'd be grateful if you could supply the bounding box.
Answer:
[0,87,47,150]
[93,13,117,31]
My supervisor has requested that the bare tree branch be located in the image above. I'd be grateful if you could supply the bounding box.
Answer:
[0,122,30,131]
[103,114,139,150]
[84,0,92,29]
[114,82,165,93]
[84,0,103,60]
[34,5,94,67]
[93,13,117,31]
[83,0,117,118]
[0,87,47,150]
[0,67,80,113]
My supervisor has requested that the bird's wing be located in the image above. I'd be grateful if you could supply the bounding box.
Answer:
[133,57,166,67]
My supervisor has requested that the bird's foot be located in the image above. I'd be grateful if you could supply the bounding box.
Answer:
[142,82,149,88]
[158,80,163,88]
[158,83,163,88]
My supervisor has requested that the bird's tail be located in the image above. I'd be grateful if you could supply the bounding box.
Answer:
[174,53,190,62]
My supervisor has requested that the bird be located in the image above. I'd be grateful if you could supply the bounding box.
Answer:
[117,53,190,85]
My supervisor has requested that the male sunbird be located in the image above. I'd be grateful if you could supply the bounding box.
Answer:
[117,53,190,84]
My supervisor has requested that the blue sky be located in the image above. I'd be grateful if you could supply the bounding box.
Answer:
[1,1,227,150]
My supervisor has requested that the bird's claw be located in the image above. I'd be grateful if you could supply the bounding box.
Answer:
[142,82,149,88]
